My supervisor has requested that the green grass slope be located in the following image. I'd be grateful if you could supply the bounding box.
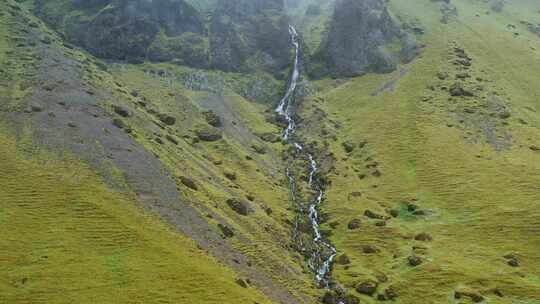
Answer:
[0,1,318,302]
[296,0,540,303]
[0,131,273,304]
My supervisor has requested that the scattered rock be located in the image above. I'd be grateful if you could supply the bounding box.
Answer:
[180,176,198,190]
[362,245,379,254]
[450,82,473,97]
[336,254,351,265]
[375,220,386,227]
[224,171,237,181]
[165,134,179,145]
[67,122,77,128]
[377,287,398,301]
[498,110,511,119]
[321,292,338,304]
[436,72,448,80]
[196,127,222,142]
[112,118,126,129]
[530,145,540,152]
[257,132,281,143]
[217,223,234,238]
[113,105,131,117]
[31,105,43,112]
[235,278,248,288]
[342,141,355,153]
[454,289,484,303]
[408,255,423,267]
[158,113,176,126]
[202,110,221,127]
[251,142,266,154]
[347,218,362,230]
[364,209,384,220]
[414,232,433,241]
[387,209,399,218]
[356,280,378,296]
[226,198,250,216]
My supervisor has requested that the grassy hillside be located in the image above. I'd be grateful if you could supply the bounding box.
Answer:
[0,1,318,303]
[0,130,274,304]
[295,0,540,303]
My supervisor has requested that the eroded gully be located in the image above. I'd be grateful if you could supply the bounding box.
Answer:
[276,25,338,289]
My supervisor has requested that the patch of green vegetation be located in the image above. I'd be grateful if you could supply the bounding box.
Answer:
[295,0,540,302]
[0,130,273,304]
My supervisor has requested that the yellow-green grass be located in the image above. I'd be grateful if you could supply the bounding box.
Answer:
[102,63,319,298]
[298,0,540,302]
[0,131,273,304]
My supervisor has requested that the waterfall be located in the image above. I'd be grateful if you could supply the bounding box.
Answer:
[275,25,337,288]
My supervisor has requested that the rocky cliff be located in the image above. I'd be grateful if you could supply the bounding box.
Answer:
[209,0,291,74]
[312,0,420,77]
[35,0,207,65]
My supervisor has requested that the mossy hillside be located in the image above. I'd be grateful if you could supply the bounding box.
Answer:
[0,1,319,301]
[0,1,43,111]
[296,0,540,302]
[0,131,274,304]
[96,62,321,299]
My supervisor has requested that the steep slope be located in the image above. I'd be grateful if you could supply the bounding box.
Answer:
[0,1,320,303]
[294,0,540,302]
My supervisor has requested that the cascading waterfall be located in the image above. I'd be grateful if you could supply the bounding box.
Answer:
[276,25,337,288]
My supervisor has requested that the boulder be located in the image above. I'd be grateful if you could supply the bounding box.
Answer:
[362,245,379,254]
[336,254,351,265]
[226,198,250,216]
[347,218,362,230]
[407,255,423,267]
[224,171,237,181]
[112,118,126,129]
[218,223,234,238]
[454,289,484,303]
[196,127,222,142]
[158,114,176,126]
[450,82,473,97]
[257,132,281,143]
[235,278,248,288]
[356,280,378,296]
[202,110,221,127]
[180,176,198,190]
[342,141,355,153]
[414,232,433,241]
[113,105,131,117]
[364,209,384,220]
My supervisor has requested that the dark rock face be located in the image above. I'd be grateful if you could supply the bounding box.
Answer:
[35,0,207,65]
[314,0,419,77]
[209,0,291,74]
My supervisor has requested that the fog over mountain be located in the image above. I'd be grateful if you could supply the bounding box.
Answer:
[1,0,540,303]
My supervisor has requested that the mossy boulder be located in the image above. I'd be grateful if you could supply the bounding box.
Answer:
[195,126,222,142]
[356,280,378,296]
[226,198,251,216]
[202,110,222,127]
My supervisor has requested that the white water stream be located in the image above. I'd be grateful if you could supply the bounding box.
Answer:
[276,25,337,287]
